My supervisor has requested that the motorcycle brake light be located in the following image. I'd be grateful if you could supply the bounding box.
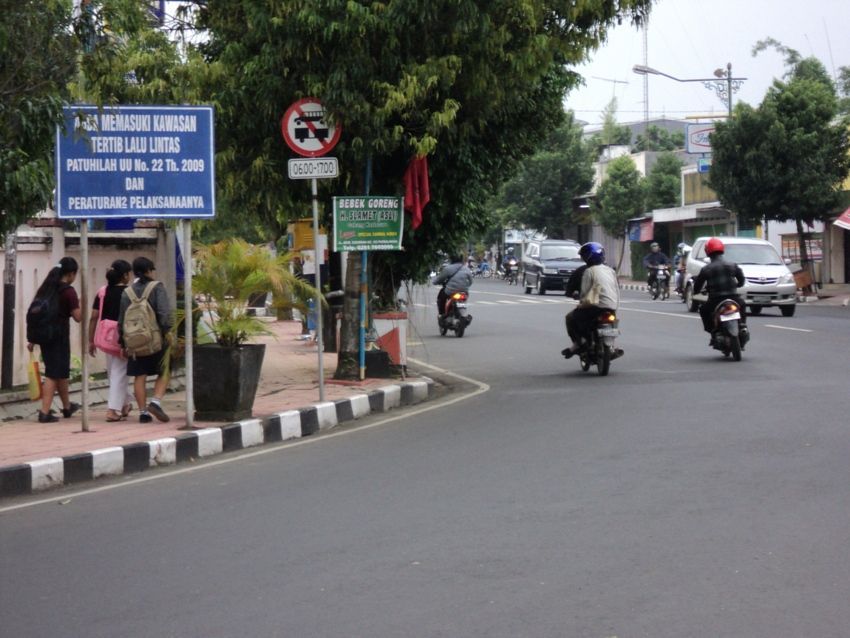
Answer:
[451,292,467,301]
[722,304,739,313]
[599,312,616,323]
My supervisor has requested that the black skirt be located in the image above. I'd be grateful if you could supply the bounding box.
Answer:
[126,348,167,377]
[41,332,71,380]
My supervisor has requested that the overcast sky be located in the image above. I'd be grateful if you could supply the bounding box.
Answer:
[565,0,850,127]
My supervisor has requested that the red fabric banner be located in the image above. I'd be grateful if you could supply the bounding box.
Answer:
[639,219,654,242]
[403,156,430,230]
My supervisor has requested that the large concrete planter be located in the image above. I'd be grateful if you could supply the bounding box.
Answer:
[193,343,266,421]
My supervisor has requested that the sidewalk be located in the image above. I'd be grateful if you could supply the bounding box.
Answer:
[0,320,434,497]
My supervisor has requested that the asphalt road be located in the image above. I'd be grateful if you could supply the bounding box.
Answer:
[2,279,849,637]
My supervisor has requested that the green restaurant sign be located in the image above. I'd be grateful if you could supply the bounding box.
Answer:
[332,196,404,251]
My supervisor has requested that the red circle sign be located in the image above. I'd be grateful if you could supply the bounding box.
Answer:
[280,98,341,157]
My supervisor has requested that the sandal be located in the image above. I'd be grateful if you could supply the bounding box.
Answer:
[106,411,124,422]
[121,403,133,418]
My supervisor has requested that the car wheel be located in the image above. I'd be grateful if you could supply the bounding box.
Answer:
[523,275,532,294]
[685,284,699,312]
[780,305,796,317]
[536,277,546,295]
[748,305,762,316]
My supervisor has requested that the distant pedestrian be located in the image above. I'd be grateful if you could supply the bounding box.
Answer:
[88,259,134,422]
[118,257,172,423]
[26,257,81,423]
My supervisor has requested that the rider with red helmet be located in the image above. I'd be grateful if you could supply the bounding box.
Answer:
[692,237,749,341]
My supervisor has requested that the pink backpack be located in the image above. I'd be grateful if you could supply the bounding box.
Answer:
[93,286,123,356]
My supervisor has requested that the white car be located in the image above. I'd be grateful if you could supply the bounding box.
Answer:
[684,237,797,317]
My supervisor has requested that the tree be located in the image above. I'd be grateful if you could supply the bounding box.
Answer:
[195,0,652,378]
[632,125,684,152]
[0,0,76,237]
[643,152,683,211]
[490,112,593,238]
[586,98,632,159]
[710,57,850,268]
[595,155,644,271]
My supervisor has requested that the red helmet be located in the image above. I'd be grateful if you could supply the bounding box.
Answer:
[705,237,725,256]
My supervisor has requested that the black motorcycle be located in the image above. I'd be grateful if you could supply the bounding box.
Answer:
[439,290,472,338]
[649,265,671,300]
[576,310,621,376]
[710,299,747,361]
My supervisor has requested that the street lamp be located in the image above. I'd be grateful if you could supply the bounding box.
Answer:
[632,63,746,116]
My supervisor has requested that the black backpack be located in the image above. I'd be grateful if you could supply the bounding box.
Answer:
[26,287,64,345]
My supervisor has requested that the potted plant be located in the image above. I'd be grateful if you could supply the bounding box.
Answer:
[191,238,319,421]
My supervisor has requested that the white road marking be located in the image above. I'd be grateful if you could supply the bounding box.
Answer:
[764,324,813,333]
[0,360,490,514]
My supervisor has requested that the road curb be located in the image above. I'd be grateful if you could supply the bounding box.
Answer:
[0,377,434,498]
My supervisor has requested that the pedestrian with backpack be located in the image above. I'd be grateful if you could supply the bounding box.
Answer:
[87,259,134,422]
[118,257,173,423]
[26,257,82,423]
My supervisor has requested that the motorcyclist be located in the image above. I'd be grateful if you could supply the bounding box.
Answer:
[562,242,622,359]
[643,242,670,289]
[432,253,473,321]
[673,242,691,294]
[692,237,749,344]
[501,246,519,282]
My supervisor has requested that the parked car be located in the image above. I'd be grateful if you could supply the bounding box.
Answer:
[684,236,798,316]
[521,239,582,295]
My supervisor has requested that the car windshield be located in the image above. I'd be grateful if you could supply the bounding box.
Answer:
[540,245,579,260]
[724,244,784,265]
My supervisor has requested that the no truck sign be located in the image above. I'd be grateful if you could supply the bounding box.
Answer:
[280,98,341,157]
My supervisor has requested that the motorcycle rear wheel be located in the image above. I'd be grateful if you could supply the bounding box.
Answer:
[730,335,742,361]
[651,282,660,300]
[597,344,611,376]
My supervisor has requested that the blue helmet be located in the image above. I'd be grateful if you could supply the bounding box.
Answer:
[579,242,605,266]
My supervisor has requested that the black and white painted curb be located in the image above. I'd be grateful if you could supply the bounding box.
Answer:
[620,282,648,292]
[0,378,433,498]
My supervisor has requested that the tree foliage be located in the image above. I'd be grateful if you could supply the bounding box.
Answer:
[632,125,684,153]
[643,152,683,211]
[586,97,632,159]
[490,112,593,238]
[595,155,643,270]
[709,59,850,231]
[0,0,76,237]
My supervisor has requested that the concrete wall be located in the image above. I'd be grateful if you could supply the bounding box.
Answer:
[1,222,173,387]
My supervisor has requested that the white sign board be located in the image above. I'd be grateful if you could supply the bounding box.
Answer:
[686,123,715,154]
[288,157,338,180]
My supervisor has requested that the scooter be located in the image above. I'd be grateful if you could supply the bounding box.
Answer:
[710,299,748,361]
[439,290,472,338]
[577,310,621,376]
[649,265,671,300]
[503,258,519,285]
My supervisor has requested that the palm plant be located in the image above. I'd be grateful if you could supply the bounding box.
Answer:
[192,238,320,347]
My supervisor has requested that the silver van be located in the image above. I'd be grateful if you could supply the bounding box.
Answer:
[684,237,797,317]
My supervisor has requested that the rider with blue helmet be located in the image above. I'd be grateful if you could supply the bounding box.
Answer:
[562,242,622,359]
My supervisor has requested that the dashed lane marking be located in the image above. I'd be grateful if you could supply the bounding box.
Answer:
[764,324,813,333]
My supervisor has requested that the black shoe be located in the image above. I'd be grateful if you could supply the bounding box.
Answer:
[61,402,80,418]
[38,410,59,423]
[147,402,170,423]
[139,412,153,424]
[611,348,625,360]
[561,346,576,359]
[740,327,750,345]
[465,315,473,325]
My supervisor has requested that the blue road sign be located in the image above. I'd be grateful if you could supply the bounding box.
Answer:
[56,105,215,219]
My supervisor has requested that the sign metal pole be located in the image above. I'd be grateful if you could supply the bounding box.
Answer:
[311,177,325,401]
[183,220,195,429]
[80,220,90,432]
